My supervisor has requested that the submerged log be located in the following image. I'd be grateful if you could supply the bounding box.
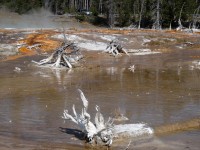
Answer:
[32,42,83,68]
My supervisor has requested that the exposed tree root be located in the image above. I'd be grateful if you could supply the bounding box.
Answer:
[62,89,114,146]
[33,42,83,68]
[106,40,129,56]
[62,90,154,147]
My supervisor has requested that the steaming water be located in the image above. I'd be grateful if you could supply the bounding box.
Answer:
[0,8,95,29]
[0,47,200,149]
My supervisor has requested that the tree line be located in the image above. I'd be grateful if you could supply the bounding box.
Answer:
[1,0,200,29]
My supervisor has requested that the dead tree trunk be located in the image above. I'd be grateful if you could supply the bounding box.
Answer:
[177,2,185,31]
[99,0,103,15]
[192,5,200,29]
[169,21,172,30]
[152,0,162,30]
[138,0,145,29]
[108,0,115,28]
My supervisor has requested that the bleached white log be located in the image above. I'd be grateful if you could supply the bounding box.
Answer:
[113,124,154,139]
[78,89,89,109]
[121,48,129,56]
[72,104,78,119]
[32,52,55,65]
[95,105,105,132]
[51,53,62,67]
[63,55,73,68]
[27,44,42,50]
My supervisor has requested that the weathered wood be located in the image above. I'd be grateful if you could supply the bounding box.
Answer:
[62,90,154,147]
[33,42,82,68]
[106,40,128,56]
[63,55,73,68]
[177,2,185,31]
[152,0,162,30]
[62,89,114,146]
[52,53,62,67]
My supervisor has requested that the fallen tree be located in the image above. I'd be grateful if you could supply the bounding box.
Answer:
[106,40,129,56]
[32,42,83,68]
[62,89,154,147]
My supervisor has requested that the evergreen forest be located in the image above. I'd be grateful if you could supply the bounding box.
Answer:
[1,0,200,28]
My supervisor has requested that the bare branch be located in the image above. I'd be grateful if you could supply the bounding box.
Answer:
[77,89,88,110]
[124,140,132,150]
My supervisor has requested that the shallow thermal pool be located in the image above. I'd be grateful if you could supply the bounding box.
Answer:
[0,48,199,150]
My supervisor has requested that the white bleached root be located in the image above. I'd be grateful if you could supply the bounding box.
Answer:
[125,48,160,55]
[62,89,113,146]
[106,40,129,56]
[62,90,154,147]
[113,124,154,139]
[32,42,83,69]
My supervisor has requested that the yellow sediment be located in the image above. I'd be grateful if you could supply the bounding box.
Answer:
[18,46,33,53]
[190,55,200,58]
[1,52,35,62]
[155,118,200,136]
